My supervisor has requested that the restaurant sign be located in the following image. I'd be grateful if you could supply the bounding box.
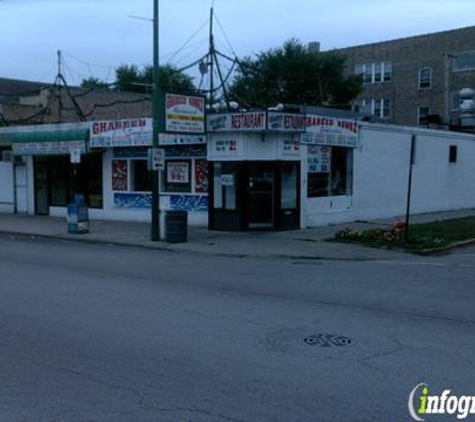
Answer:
[207,112,267,132]
[165,94,205,134]
[302,115,359,148]
[90,118,152,148]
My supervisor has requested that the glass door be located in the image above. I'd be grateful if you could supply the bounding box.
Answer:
[34,158,49,215]
[248,163,275,229]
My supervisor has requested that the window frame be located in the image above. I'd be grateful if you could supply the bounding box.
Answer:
[418,67,432,89]
[418,106,431,126]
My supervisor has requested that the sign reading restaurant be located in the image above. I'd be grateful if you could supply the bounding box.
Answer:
[207,112,267,132]
[206,111,358,147]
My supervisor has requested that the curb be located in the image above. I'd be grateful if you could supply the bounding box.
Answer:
[415,238,475,255]
[0,230,385,262]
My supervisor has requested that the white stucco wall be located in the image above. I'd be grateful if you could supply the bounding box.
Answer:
[303,124,475,227]
[0,162,14,213]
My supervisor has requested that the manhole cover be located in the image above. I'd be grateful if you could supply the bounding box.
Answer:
[304,333,353,348]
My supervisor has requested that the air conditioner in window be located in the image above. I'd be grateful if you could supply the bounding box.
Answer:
[2,150,13,162]
[2,151,25,165]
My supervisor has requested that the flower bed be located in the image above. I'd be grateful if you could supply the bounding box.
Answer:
[333,217,475,252]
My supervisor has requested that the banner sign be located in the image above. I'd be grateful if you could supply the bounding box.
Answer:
[13,140,86,156]
[165,94,205,134]
[308,146,332,173]
[267,112,306,132]
[90,118,152,148]
[194,159,208,193]
[111,160,128,191]
[303,115,359,147]
[207,112,267,132]
[159,133,206,146]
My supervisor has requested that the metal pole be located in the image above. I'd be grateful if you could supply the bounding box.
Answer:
[151,0,160,241]
[208,6,214,107]
[444,53,450,122]
[404,135,416,243]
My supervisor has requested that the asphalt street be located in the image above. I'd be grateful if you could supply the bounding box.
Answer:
[0,233,474,421]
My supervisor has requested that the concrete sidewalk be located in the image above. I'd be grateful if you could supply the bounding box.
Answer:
[1,209,474,260]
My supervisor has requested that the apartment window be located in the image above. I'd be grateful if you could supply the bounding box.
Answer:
[453,51,475,71]
[355,61,392,84]
[451,92,461,111]
[374,62,382,83]
[361,99,372,114]
[382,99,391,118]
[363,63,373,83]
[449,145,458,163]
[418,106,431,126]
[419,67,432,88]
[374,99,382,117]
[358,99,391,118]
[355,64,364,76]
[383,62,392,82]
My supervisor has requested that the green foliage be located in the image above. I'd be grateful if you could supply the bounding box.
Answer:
[229,38,362,108]
[80,77,110,90]
[115,64,195,94]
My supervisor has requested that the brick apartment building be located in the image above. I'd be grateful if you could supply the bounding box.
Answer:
[336,25,475,127]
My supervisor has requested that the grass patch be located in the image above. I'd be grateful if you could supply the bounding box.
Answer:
[333,217,475,252]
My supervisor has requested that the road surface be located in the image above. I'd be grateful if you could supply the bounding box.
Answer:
[0,234,474,421]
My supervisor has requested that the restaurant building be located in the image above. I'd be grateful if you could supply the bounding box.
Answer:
[1,107,475,230]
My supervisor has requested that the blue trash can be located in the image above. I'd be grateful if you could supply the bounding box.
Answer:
[67,194,89,234]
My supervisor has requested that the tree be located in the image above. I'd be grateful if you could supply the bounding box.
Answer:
[228,39,362,108]
[80,77,110,90]
[115,64,195,94]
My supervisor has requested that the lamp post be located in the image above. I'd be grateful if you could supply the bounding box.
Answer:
[151,0,160,241]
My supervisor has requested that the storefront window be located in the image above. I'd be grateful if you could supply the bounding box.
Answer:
[131,160,151,192]
[307,147,353,198]
[281,163,298,209]
[47,152,103,209]
[213,162,238,210]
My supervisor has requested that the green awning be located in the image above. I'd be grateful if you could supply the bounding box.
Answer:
[12,129,89,155]
[0,132,13,146]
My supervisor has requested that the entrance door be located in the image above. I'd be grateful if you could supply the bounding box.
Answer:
[34,159,49,215]
[248,163,275,229]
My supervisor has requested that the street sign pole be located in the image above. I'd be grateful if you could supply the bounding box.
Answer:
[151,0,160,241]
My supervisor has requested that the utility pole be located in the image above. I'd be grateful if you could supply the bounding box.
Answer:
[151,0,160,241]
[404,135,416,243]
[208,6,214,108]
[57,50,63,123]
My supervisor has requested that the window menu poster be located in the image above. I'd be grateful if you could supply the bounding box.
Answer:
[194,159,208,193]
[167,161,190,184]
[112,160,128,191]
[308,146,332,173]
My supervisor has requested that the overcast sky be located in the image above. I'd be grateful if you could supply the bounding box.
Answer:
[1,0,474,85]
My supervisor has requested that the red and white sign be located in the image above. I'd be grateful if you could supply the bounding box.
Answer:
[165,94,205,134]
[303,114,359,147]
[267,112,306,132]
[167,162,189,184]
[90,118,152,147]
[207,112,267,132]
[308,146,332,173]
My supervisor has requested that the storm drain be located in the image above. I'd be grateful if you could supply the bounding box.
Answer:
[304,333,353,348]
